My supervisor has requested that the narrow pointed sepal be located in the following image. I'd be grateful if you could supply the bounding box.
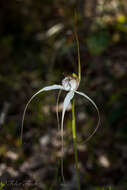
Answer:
[21,84,64,143]
[74,90,100,142]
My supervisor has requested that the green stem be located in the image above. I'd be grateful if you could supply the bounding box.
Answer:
[75,32,81,81]
[72,99,81,190]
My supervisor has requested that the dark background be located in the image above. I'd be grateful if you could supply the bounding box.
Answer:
[0,0,127,189]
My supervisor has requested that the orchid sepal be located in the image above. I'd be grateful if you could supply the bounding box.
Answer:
[21,84,64,143]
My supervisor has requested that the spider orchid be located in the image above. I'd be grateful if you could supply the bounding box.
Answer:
[21,32,100,189]
[21,74,100,145]
[21,28,100,189]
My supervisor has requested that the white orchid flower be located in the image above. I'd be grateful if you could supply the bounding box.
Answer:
[21,29,100,189]
[21,74,100,145]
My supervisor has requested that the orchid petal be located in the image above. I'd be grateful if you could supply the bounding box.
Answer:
[74,90,100,143]
[21,84,64,143]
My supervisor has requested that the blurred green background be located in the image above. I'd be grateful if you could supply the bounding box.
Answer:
[0,0,127,189]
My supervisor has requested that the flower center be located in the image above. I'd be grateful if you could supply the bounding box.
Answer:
[62,76,79,91]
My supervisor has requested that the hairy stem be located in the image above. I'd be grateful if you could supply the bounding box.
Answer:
[72,99,81,190]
